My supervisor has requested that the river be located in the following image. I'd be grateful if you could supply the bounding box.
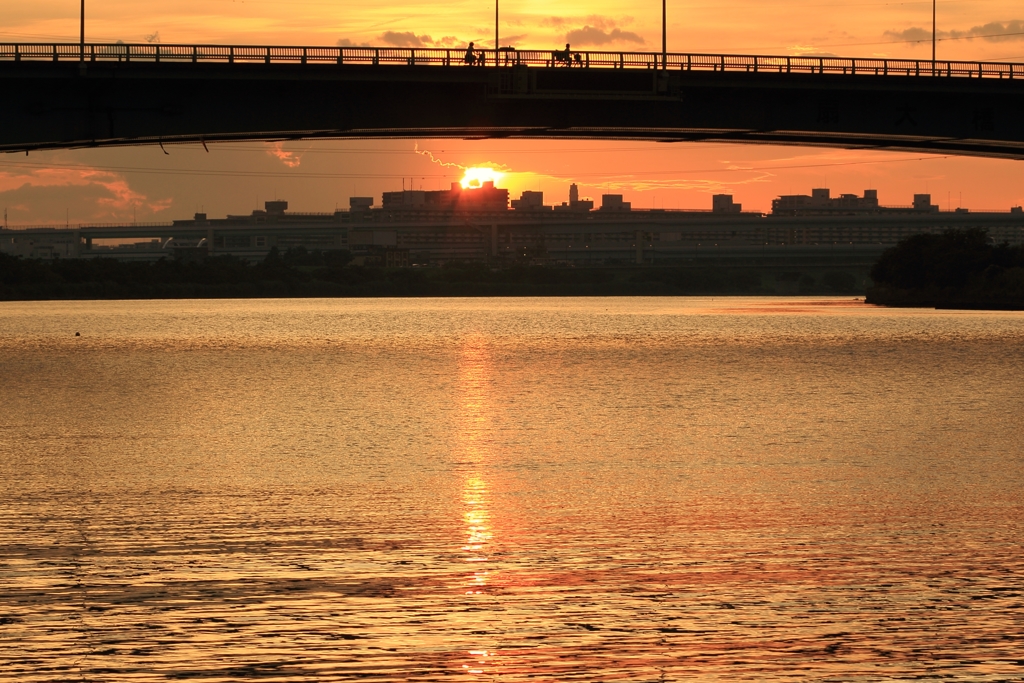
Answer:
[1,297,1022,681]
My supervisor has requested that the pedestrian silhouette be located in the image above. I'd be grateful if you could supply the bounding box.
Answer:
[464,42,477,66]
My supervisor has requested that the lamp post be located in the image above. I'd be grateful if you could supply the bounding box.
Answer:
[80,0,85,61]
[931,0,936,73]
[662,0,667,70]
[495,0,499,66]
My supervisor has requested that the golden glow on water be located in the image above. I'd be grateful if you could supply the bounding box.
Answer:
[462,477,492,564]
[1,298,1023,681]
[454,340,498,676]
[455,340,496,569]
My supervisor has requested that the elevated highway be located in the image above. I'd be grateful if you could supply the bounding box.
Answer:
[2,43,1024,157]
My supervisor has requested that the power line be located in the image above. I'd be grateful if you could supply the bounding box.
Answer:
[0,155,953,180]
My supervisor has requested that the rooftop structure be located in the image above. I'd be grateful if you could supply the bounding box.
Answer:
[600,195,632,212]
[511,191,547,211]
[771,188,939,216]
[382,182,508,212]
[349,197,374,213]
[713,195,743,214]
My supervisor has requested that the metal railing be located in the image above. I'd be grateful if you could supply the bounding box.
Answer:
[1,43,1023,79]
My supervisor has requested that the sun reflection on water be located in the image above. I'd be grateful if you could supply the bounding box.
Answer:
[453,339,499,674]
[463,476,492,570]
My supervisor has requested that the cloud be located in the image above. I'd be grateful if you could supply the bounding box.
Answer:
[377,31,475,48]
[884,27,931,43]
[540,17,569,29]
[542,16,634,31]
[267,142,301,169]
[884,19,1024,43]
[147,198,174,213]
[0,165,170,223]
[498,33,529,47]
[337,38,371,48]
[379,31,432,48]
[0,167,142,206]
[542,15,643,46]
[789,46,839,57]
[565,26,644,47]
[585,172,776,194]
[433,36,462,48]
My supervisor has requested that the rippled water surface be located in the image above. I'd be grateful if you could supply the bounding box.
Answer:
[1,297,1023,681]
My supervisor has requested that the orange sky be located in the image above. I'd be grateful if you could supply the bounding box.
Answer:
[2,1,1023,223]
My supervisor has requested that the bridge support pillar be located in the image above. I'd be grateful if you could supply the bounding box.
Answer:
[635,230,644,265]
[490,225,498,258]
[207,227,214,254]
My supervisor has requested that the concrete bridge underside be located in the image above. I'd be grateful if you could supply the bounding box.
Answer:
[2,61,1024,158]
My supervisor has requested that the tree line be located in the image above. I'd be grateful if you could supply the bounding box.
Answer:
[0,245,867,300]
[867,229,1024,309]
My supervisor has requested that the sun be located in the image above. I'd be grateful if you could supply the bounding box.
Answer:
[460,167,504,189]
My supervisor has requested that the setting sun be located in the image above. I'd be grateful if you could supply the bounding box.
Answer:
[460,167,504,189]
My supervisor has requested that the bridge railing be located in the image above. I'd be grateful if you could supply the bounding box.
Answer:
[1,43,1022,79]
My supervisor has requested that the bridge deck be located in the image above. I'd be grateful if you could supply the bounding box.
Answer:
[2,43,1024,80]
[2,44,1024,158]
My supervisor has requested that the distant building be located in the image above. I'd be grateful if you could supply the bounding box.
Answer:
[381,190,426,209]
[772,188,937,216]
[0,229,80,259]
[511,191,548,211]
[712,195,742,214]
[600,195,632,212]
[4,186,1024,267]
[382,181,508,212]
[913,194,940,212]
[349,197,374,213]
[555,183,594,212]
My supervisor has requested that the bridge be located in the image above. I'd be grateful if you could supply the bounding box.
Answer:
[2,43,1024,158]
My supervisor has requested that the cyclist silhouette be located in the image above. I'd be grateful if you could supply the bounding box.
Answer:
[553,43,573,67]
